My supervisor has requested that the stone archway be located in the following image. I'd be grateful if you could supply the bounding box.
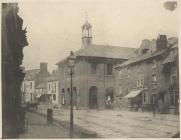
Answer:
[89,86,98,109]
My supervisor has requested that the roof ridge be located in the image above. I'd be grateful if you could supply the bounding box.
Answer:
[92,44,137,49]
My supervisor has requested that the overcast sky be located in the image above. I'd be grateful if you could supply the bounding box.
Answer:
[18,0,178,73]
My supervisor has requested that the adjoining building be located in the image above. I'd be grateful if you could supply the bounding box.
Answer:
[56,20,136,109]
[46,76,60,104]
[21,63,51,103]
[35,82,47,104]
[115,35,179,114]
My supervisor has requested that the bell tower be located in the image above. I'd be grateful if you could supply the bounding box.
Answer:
[81,13,92,48]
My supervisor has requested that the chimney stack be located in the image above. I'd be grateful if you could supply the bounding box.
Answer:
[156,35,167,51]
[40,62,48,73]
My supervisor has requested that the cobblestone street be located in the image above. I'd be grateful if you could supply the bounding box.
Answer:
[35,105,180,138]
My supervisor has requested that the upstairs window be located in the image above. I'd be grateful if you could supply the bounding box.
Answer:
[90,63,97,74]
[170,70,177,85]
[106,63,113,75]
[137,71,144,87]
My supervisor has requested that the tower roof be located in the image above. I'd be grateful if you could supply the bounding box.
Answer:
[81,20,91,28]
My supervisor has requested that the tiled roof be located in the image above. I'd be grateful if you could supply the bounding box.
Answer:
[24,69,40,80]
[115,38,178,68]
[36,82,47,89]
[56,44,137,65]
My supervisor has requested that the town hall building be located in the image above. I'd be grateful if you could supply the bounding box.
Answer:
[56,20,136,109]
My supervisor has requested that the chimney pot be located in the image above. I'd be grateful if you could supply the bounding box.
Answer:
[156,35,167,51]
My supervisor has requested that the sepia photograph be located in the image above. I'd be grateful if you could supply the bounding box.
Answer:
[1,0,180,138]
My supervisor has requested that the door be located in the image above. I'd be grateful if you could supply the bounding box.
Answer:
[89,86,98,109]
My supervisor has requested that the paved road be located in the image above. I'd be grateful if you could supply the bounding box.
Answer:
[37,105,180,138]
[19,111,70,138]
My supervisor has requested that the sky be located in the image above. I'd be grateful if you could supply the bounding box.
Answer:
[18,0,178,73]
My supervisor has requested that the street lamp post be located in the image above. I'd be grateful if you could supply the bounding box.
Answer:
[68,51,76,138]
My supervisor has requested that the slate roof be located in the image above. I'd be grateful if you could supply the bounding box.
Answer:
[115,37,178,68]
[56,44,137,65]
[116,49,167,68]
[24,69,40,81]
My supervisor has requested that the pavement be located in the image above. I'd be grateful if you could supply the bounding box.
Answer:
[35,104,180,138]
[19,111,70,138]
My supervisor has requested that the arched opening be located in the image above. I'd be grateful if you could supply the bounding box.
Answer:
[89,86,98,109]
[105,87,114,109]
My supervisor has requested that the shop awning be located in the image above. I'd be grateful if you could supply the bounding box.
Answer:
[124,89,142,98]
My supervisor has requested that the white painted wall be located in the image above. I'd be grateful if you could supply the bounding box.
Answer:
[47,81,59,104]
[22,80,35,102]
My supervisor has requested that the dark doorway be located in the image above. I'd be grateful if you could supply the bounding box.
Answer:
[89,86,98,109]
